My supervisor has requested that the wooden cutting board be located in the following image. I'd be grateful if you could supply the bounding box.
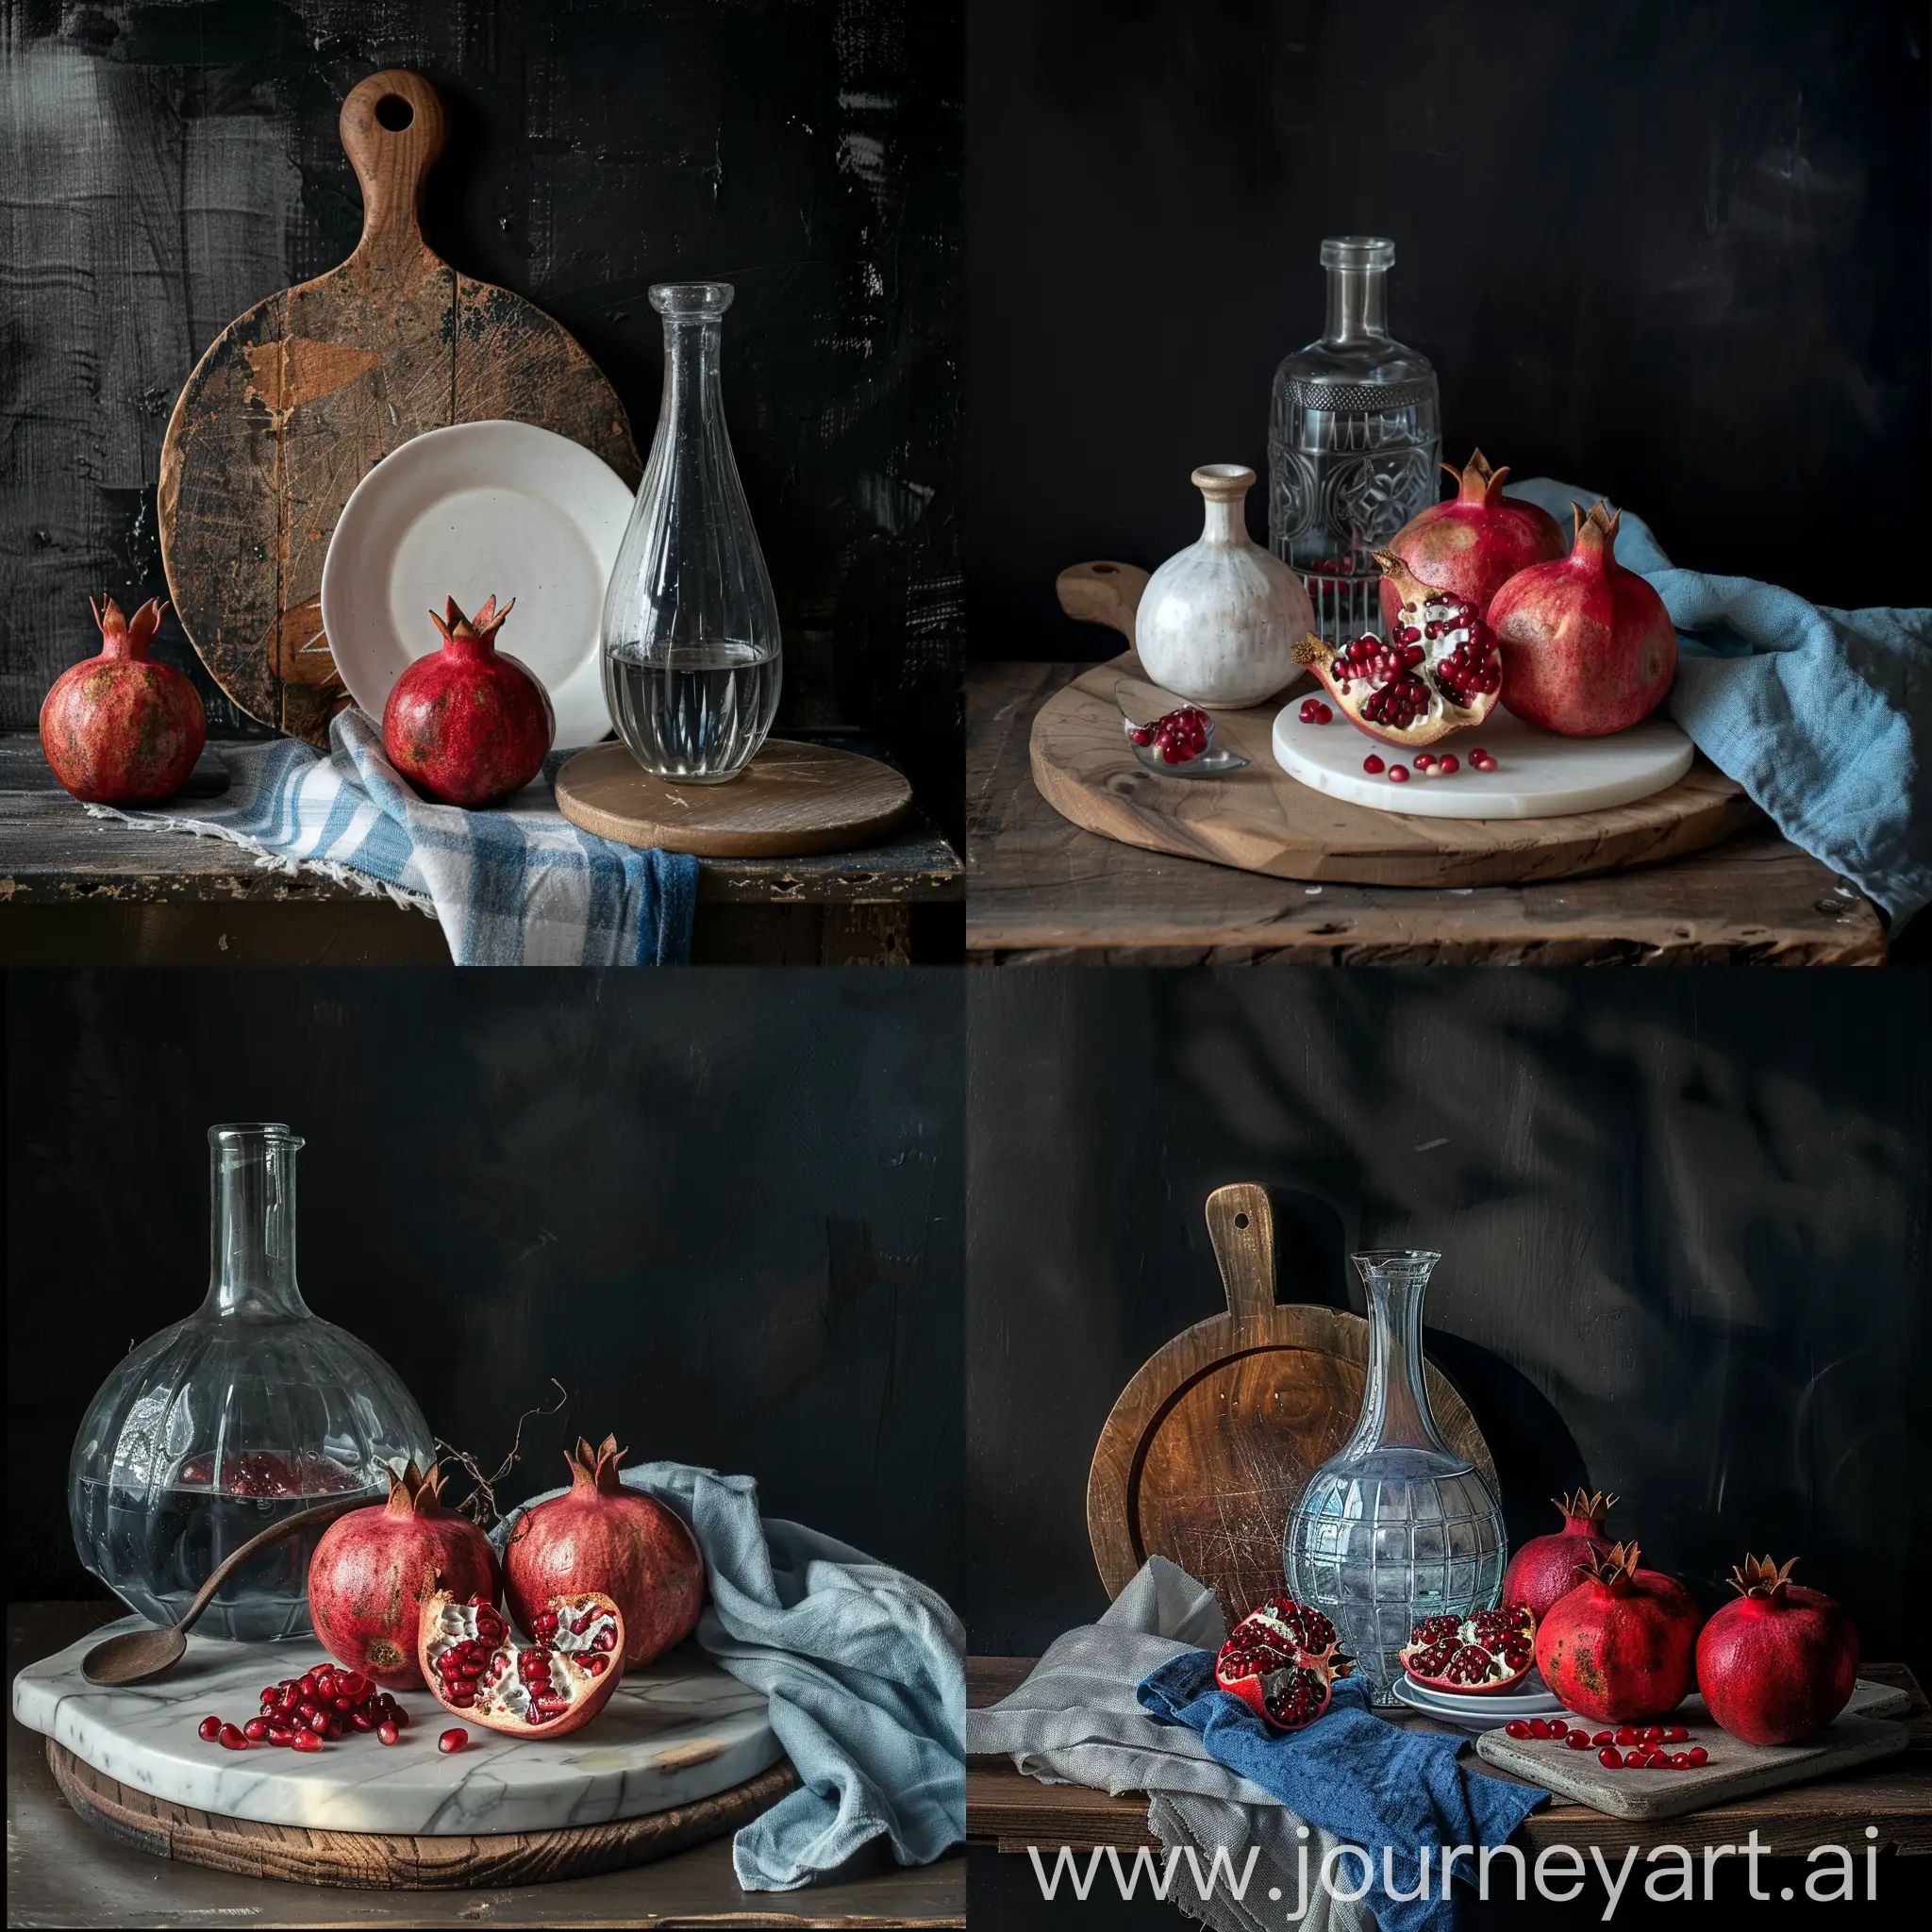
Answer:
[1085,1184,1498,1624]
[158,69,640,744]
[555,740,913,858]
[1040,562,1757,887]
[1475,1683,1910,1821]
[48,1740,792,1889]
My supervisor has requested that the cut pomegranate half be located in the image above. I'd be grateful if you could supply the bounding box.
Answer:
[1213,1595,1353,1731]
[1293,553,1502,749]
[1399,1604,1537,1693]
[419,1589,625,1740]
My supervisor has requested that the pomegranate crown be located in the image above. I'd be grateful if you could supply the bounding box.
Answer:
[1370,548,1440,610]
[1578,1540,1643,1591]
[91,593,167,656]
[429,594,516,648]
[385,1458,454,1515]
[1444,448,1510,504]
[1554,1488,1618,1526]
[1567,501,1623,558]
[1726,1554,1800,1602]
[565,1432,629,1491]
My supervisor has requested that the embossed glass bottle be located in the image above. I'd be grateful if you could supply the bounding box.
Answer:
[1283,1251,1505,1701]
[1268,237,1441,645]
[602,281,783,782]
[68,1124,433,1641]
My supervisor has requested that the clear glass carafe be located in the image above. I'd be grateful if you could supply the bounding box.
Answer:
[1268,237,1441,645]
[68,1124,433,1641]
[1283,1250,1505,1701]
[601,281,783,782]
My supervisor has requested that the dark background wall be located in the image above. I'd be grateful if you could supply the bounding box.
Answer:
[967,0,1931,655]
[8,967,965,1602]
[0,0,962,831]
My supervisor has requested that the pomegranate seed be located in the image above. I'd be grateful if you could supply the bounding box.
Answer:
[351,1709,375,1731]
[1436,754,1458,774]
[378,1720,401,1745]
[1669,1752,1690,1768]
[242,1717,269,1741]
[291,1728,324,1753]
[268,1725,296,1746]
[197,1715,222,1741]
[439,1728,469,1754]
[1615,1726,1639,1745]
[1505,1720,1530,1739]
[1565,1732,1591,1750]
[1644,1725,1665,1741]
[1362,755,1384,774]
[218,1724,248,1750]
[1592,1730,1612,1745]
[1414,754,1435,771]
[299,1674,318,1697]
[1665,1725,1689,1742]
[1387,764,1408,782]
[1599,1747,1622,1769]
[1688,1746,1708,1766]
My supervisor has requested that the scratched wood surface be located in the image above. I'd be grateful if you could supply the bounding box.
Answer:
[158,70,638,744]
[1085,1185,1496,1624]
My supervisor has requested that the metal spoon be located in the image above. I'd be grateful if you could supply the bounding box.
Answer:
[81,1492,368,1687]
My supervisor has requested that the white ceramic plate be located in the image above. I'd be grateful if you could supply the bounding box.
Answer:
[1272,704,1693,819]
[1391,1670,1567,1727]
[321,420,635,749]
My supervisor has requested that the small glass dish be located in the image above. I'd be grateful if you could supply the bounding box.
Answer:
[1114,679,1251,778]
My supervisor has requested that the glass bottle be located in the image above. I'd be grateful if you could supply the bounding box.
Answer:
[1283,1250,1505,1701]
[1268,237,1441,646]
[601,281,783,782]
[68,1124,433,1641]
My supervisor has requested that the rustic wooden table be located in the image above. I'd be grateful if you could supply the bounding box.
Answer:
[8,1603,965,1928]
[968,1655,1932,1861]
[968,663,1889,965]
[0,736,962,965]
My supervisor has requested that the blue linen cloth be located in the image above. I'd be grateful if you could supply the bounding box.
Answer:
[1507,477,1932,928]
[492,1460,965,1892]
[87,707,696,964]
[1138,1651,1545,1932]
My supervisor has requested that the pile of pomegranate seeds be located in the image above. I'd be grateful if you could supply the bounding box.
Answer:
[1297,696,1334,725]
[197,1664,410,1752]
[1125,706,1210,766]
[1504,1716,1706,1770]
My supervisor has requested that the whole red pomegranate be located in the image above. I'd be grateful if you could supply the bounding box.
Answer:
[1489,502,1677,736]
[505,1436,706,1669]
[41,595,205,804]
[307,1461,501,1689]
[1377,450,1564,630]
[1696,1556,1858,1746]
[1501,1489,1620,1626]
[1535,1541,1701,1723]
[382,595,553,807]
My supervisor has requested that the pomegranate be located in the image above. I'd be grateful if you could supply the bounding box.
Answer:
[1695,1556,1859,1746]
[41,595,206,805]
[1213,1595,1353,1731]
[421,1589,625,1740]
[1378,450,1564,630]
[1535,1542,1701,1723]
[1501,1490,1620,1626]
[382,595,554,807]
[504,1435,705,1669]
[1292,554,1501,749]
[307,1461,501,1690]
[1399,1604,1536,1693]
[1489,502,1677,736]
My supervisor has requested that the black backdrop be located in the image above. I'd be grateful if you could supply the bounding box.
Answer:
[0,0,962,832]
[967,0,1931,654]
[8,968,965,1602]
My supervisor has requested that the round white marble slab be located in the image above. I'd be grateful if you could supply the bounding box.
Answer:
[1272,705,1693,819]
[11,1616,780,1836]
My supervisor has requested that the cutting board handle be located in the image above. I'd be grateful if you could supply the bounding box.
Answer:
[340,70,448,266]
[1205,1183,1276,1322]
[1057,560,1149,643]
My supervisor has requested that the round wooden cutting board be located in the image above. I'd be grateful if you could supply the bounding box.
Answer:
[1040,561,1757,887]
[48,1740,794,1890]
[1086,1184,1498,1624]
[159,69,640,745]
[556,740,913,857]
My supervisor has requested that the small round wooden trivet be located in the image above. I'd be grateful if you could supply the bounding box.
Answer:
[556,740,913,858]
[48,1740,797,1890]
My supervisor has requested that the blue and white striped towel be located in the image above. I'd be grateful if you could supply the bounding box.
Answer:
[92,708,697,965]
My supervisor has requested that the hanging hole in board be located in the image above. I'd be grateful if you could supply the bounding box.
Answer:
[375,94,415,131]
[1092,563,1117,575]
[1235,1212,1249,1228]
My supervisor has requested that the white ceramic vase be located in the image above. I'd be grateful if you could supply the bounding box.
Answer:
[1135,465,1312,708]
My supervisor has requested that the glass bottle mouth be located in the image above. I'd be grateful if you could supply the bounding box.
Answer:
[1351,1248,1441,1281]
[650,281,734,320]
[208,1123,304,1152]
[1321,236,1395,272]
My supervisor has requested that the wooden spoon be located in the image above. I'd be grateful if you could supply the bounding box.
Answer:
[81,1492,368,1687]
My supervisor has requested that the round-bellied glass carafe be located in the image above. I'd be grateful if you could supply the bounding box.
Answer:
[67,1124,433,1641]
[1283,1250,1505,1700]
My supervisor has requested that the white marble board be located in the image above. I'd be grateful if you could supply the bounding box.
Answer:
[12,1615,781,1836]
[1273,705,1694,819]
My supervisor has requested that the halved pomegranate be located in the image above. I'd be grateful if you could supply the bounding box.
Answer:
[1400,1604,1537,1693]
[1213,1595,1353,1731]
[419,1589,625,1740]
[1293,553,1502,749]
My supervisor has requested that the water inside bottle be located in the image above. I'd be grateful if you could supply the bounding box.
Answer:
[605,640,782,783]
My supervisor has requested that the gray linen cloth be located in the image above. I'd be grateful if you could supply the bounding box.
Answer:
[969,1557,1371,1932]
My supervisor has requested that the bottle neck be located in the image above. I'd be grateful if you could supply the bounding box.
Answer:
[659,317,724,433]
[205,1133,308,1318]
[1345,1257,1453,1457]
[1200,498,1248,546]
[1324,265,1390,346]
